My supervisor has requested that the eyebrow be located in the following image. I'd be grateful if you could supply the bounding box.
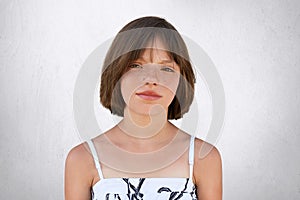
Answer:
[159,59,174,64]
[135,57,174,65]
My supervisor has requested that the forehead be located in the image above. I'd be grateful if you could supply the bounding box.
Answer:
[137,37,173,62]
[138,48,172,63]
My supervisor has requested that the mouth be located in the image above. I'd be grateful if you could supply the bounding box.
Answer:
[136,91,162,101]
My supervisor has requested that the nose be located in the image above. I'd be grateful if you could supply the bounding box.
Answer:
[142,65,159,85]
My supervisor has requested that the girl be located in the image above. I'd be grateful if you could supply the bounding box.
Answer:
[65,16,222,200]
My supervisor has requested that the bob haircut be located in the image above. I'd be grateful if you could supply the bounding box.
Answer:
[100,16,196,119]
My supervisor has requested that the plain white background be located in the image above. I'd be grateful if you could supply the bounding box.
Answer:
[0,0,299,199]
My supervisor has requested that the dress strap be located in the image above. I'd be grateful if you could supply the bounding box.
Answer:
[86,140,104,180]
[188,135,195,179]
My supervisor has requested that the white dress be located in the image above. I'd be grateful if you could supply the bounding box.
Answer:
[86,136,198,200]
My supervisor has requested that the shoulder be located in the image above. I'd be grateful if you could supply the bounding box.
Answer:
[193,138,223,199]
[193,138,222,164]
[65,142,97,200]
[65,142,96,184]
[193,138,222,177]
[66,142,92,165]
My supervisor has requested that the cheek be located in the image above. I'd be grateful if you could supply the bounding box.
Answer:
[120,72,142,104]
[159,74,180,95]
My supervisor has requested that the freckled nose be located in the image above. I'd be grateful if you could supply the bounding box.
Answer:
[142,66,159,85]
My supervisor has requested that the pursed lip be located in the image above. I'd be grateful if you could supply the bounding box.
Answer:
[136,90,162,100]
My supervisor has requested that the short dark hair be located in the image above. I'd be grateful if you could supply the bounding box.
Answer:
[100,16,196,119]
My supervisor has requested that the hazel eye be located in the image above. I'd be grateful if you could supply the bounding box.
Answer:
[161,66,175,72]
[129,64,143,69]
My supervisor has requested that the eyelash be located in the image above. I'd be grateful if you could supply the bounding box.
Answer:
[129,64,143,68]
[129,64,175,72]
[161,67,175,72]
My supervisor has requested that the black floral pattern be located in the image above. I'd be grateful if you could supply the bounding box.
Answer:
[157,178,197,200]
[123,178,145,200]
[92,178,197,200]
[105,193,121,200]
[104,178,145,200]
[190,185,197,200]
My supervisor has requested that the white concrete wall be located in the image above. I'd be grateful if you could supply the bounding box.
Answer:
[0,0,299,199]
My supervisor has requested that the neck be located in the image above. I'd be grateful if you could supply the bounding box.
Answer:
[118,106,169,139]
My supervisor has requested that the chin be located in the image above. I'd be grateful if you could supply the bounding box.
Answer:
[128,103,168,116]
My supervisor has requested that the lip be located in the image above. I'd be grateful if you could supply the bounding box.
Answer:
[136,90,162,100]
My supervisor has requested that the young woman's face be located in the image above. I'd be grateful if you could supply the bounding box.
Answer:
[120,40,181,116]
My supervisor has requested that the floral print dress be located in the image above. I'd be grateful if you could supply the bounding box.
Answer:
[87,136,198,200]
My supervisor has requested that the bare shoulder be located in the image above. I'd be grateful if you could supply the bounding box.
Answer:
[66,143,93,166]
[65,142,96,184]
[65,142,97,200]
[194,138,222,163]
[193,138,223,199]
